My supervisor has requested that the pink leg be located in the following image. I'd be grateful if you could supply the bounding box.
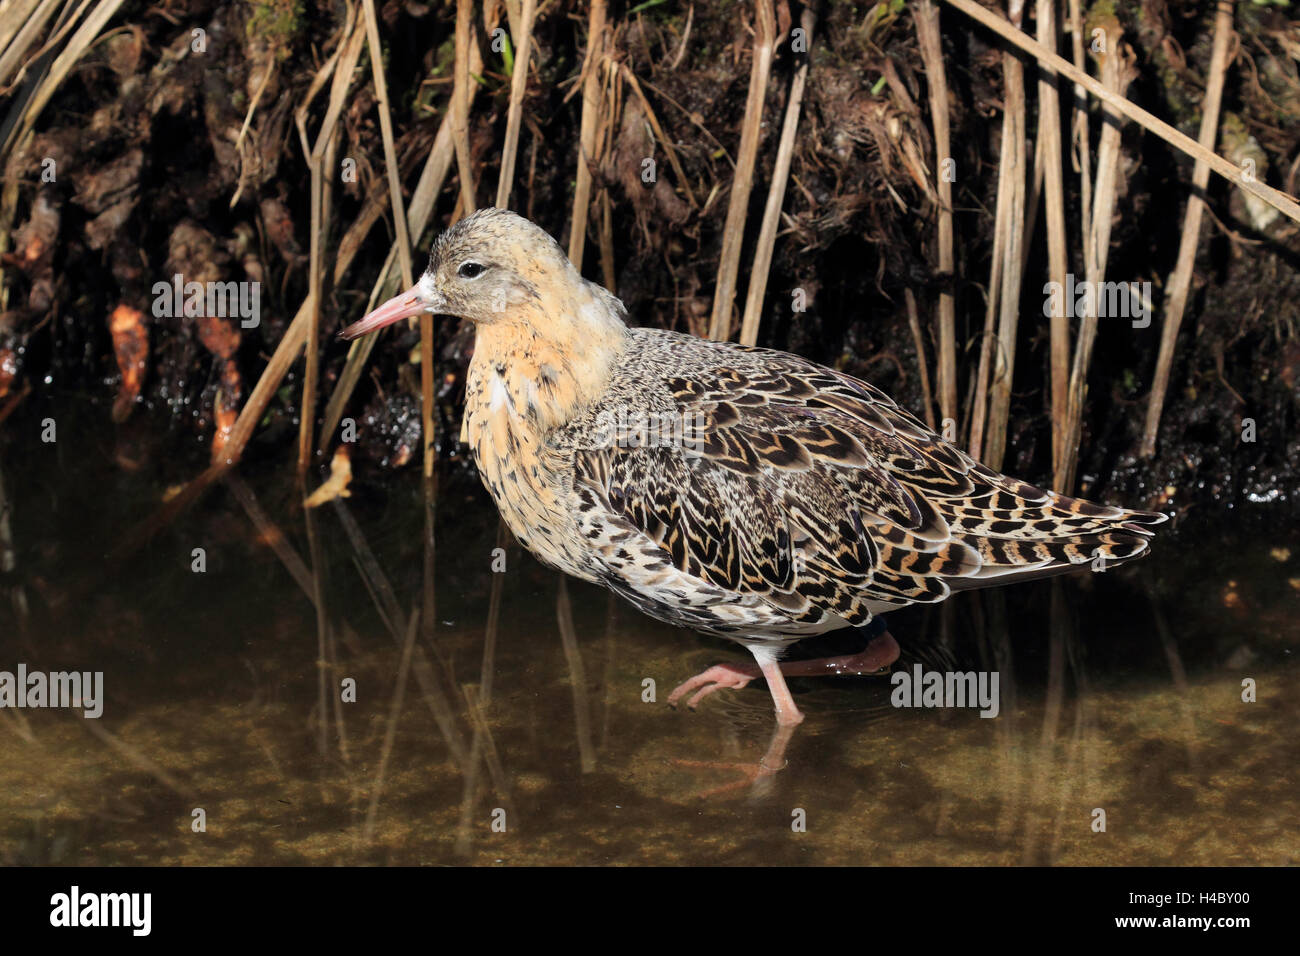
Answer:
[668,632,900,719]
[752,648,804,726]
[666,662,757,711]
[765,631,900,678]
[668,632,900,799]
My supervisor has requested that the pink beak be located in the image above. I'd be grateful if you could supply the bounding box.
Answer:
[338,282,440,340]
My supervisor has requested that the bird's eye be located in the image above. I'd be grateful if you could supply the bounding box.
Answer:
[458,261,485,279]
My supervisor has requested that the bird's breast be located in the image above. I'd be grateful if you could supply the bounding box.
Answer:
[463,362,591,579]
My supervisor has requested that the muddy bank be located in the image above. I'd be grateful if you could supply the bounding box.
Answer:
[0,0,1296,515]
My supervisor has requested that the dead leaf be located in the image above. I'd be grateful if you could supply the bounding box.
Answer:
[304,446,353,508]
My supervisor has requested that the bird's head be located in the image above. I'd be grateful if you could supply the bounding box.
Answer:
[339,207,618,339]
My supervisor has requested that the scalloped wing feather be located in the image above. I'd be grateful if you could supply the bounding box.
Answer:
[565,331,1164,639]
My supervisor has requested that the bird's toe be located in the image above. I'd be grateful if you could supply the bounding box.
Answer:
[668,662,759,711]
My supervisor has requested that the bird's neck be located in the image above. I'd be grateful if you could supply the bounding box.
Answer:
[461,279,628,574]
[465,278,629,435]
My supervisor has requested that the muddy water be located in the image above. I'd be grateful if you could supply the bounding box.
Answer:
[1,415,1297,866]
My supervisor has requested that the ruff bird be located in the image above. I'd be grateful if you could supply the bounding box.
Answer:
[341,208,1165,733]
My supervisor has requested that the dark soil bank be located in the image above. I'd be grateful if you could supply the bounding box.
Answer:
[1,0,1298,512]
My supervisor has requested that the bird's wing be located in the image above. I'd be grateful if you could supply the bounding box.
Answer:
[570,343,1164,630]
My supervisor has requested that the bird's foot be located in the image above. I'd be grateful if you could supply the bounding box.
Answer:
[667,632,899,715]
[667,662,760,711]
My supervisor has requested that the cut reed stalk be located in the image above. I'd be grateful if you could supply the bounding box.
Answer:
[982,6,1028,473]
[739,8,814,348]
[496,0,536,209]
[0,0,55,86]
[1036,0,1070,488]
[297,164,324,476]
[0,0,126,158]
[1068,0,1093,283]
[1060,20,1134,492]
[296,13,368,474]
[913,0,958,428]
[967,90,1011,459]
[362,0,415,287]
[452,0,477,214]
[1141,0,1236,459]
[1018,124,1045,272]
[568,0,607,267]
[598,188,616,292]
[707,0,776,341]
[1054,0,1092,488]
[319,43,483,450]
[904,288,937,430]
[940,0,1300,225]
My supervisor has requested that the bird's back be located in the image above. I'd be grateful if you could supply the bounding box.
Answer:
[536,327,1164,642]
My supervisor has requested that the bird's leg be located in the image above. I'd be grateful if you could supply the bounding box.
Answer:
[669,636,900,799]
[760,631,900,679]
[750,645,805,726]
[667,631,900,715]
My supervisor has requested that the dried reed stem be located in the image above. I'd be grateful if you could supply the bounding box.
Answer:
[1141,0,1236,458]
[1036,0,1071,489]
[0,0,126,157]
[320,36,485,450]
[452,0,478,215]
[568,0,607,267]
[967,93,1010,458]
[1060,21,1134,491]
[496,0,536,209]
[739,8,814,347]
[296,13,368,474]
[707,0,776,341]
[940,0,1300,224]
[904,288,937,430]
[363,0,415,287]
[0,0,58,89]
[982,6,1028,472]
[914,0,958,427]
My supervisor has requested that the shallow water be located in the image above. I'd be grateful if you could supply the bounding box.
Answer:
[1,412,1297,866]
